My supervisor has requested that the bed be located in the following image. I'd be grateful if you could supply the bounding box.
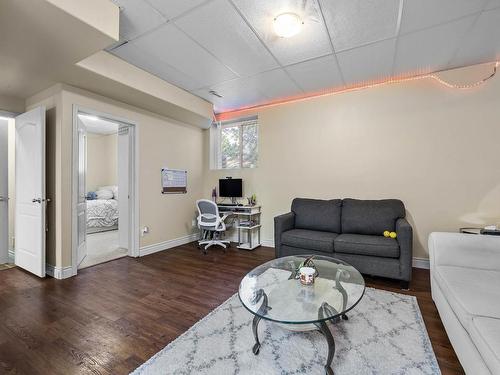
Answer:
[86,199,119,233]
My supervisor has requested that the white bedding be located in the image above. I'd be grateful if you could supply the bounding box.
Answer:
[87,199,118,229]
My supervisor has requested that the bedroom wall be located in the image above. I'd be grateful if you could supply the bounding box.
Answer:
[86,133,117,192]
[204,63,500,261]
[27,84,205,269]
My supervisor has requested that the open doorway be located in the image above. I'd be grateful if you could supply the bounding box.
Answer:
[73,108,138,271]
[0,116,15,270]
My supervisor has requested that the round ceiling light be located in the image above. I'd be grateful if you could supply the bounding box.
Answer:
[273,13,303,38]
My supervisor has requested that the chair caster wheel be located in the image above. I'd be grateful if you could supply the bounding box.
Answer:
[342,314,348,320]
[252,343,260,355]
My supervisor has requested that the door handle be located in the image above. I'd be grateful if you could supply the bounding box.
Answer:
[32,198,51,204]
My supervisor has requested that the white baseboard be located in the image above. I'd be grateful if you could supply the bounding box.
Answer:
[412,257,430,269]
[139,232,200,257]
[259,239,430,269]
[261,239,275,247]
[46,264,74,279]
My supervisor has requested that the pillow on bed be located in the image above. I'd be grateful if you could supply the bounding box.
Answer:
[96,189,114,200]
[99,185,118,199]
[86,191,97,200]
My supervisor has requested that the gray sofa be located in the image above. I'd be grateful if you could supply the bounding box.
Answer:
[274,198,413,288]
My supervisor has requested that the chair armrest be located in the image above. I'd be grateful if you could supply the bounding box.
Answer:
[429,232,500,270]
[274,212,295,258]
[396,218,413,282]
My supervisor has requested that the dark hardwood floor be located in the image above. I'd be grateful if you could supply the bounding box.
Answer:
[0,244,464,374]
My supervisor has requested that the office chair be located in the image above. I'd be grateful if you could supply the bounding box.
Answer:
[196,199,230,254]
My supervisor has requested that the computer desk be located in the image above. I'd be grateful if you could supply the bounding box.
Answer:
[217,204,261,250]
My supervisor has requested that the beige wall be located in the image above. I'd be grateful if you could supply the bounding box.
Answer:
[85,133,117,192]
[205,65,500,260]
[28,84,204,268]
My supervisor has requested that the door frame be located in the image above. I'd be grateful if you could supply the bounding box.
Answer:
[71,105,140,276]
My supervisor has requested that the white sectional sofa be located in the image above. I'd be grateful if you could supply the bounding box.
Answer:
[429,232,500,375]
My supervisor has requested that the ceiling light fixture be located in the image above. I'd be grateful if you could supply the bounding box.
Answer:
[274,13,303,38]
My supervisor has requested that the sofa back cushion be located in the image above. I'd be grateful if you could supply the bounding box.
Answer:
[341,198,405,235]
[291,198,342,233]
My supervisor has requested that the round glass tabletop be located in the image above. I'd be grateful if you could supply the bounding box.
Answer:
[238,255,365,325]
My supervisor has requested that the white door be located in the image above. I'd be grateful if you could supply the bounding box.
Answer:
[76,117,87,265]
[14,106,46,277]
[117,124,129,250]
[0,119,9,264]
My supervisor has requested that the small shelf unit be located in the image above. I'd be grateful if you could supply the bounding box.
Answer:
[218,205,262,250]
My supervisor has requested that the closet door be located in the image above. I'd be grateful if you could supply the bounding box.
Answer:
[14,106,46,277]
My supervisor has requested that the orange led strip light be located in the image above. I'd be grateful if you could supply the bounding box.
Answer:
[215,61,499,122]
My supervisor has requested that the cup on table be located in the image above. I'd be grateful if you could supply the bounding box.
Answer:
[299,266,316,286]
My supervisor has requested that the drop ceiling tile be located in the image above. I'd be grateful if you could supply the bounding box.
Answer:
[146,0,207,19]
[320,0,400,52]
[285,55,343,92]
[132,23,237,88]
[111,42,203,90]
[451,8,500,67]
[231,0,332,66]
[111,0,166,40]
[400,0,487,34]
[393,15,477,76]
[337,39,396,84]
[175,0,278,76]
[194,77,269,112]
[245,69,303,99]
[485,0,500,10]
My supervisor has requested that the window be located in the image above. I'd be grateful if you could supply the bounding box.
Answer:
[211,116,258,169]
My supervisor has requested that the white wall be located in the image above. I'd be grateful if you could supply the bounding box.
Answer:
[205,64,500,260]
[85,132,117,192]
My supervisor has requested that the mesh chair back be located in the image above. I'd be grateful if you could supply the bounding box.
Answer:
[197,200,219,230]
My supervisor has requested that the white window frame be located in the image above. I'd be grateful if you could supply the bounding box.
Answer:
[210,116,258,170]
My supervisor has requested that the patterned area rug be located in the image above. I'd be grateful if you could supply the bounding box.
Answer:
[132,285,440,375]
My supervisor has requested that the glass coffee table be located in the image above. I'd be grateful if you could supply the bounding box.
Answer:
[238,255,365,375]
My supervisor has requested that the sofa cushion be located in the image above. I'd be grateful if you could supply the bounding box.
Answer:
[433,265,500,332]
[341,198,405,235]
[334,234,400,258]
[281,229,337,253]
[469,316,500,375]
[291,198,342,233]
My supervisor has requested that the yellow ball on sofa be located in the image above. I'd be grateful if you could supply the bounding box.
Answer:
[390,232,397,239]
[383,231,390,237]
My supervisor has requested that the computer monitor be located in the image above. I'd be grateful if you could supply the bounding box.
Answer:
[219,178,242,199]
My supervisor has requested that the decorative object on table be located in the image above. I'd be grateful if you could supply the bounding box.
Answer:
[299,266,316,285]
[211,187,217,202]
[294,255,319,279]
[161,168,187,194]
[247,194,257,206]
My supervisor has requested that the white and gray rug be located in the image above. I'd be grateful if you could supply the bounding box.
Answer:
[132,286,440,375]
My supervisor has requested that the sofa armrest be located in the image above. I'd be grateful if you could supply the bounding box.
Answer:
[396,218,413,282]
[429,232,500,271]
[274,212,295,258]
